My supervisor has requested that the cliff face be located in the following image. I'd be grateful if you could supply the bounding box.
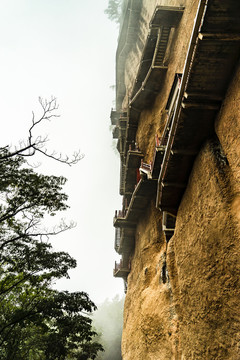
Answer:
[113,1,240,359]
[168,63,240,358]
[122,202,174,359]
[168,139,240,358]
[122,64,240,359]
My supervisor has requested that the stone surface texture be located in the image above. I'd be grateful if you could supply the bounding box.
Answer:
[117,1,240,359]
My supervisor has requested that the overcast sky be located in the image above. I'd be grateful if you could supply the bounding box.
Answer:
[0,0,123,304]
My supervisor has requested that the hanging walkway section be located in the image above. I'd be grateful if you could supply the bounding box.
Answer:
[113,134,167,259]
[116,0,143,111]
[125,6,184,160]
[157,0,240,215]
[112,5,184,280]
[130,6,184,110]
[113,259,131,278]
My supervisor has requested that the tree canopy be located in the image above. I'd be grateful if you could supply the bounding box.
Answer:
[104,0,122,23]
[0,99,103,359]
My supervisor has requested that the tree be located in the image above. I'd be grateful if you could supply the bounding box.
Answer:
[104,0,122,24]
[0,99,103,359]
[2,97,83,165]
[0,288,104,359]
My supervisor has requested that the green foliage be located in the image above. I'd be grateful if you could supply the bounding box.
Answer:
[92,295,124,360]
[0,288,103,359]
[0,103,103,360]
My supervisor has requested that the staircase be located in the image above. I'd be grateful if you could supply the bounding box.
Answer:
[153,27,171,66]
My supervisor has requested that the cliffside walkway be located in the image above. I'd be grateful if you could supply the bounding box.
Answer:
[112,0,240,281]
[157,0,240,215]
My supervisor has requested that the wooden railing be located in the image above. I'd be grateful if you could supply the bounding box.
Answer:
[114,259,131,273]
[111,108,128,128]
[156,133,168,147]
[115,209,126,218]
[114,227,121,252]
[128,142,140,151]
[140,159,152,173]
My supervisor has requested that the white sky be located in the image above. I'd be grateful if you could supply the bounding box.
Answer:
[0,0,123,304]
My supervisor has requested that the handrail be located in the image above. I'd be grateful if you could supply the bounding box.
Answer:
[140,134,167,177]
[156,134,168,147]
[140,159,152,172]
[128,143,140,151]
[114,259,131,272]
[115,210,126,218]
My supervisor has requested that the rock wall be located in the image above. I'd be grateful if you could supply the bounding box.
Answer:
[121,2,240,360]
[122,1,197,358]
[165,61,240,359]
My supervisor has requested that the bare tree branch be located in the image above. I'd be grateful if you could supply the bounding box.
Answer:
[0,218,76,251]
[0,97,84,165]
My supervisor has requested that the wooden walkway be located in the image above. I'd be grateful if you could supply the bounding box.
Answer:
[157,0,240,215]
[112,0,240,279]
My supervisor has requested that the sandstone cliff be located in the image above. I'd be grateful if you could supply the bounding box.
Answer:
[112,1,240,359]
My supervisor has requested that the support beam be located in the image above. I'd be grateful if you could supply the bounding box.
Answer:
[184,92,223,102]
[159,206,177,216]
[113,218,136,228]
[198,33,240,41]
[152,65,168,70]
[181,102,220,110]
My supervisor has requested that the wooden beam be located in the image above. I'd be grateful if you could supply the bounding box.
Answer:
[181,102,220,110]
[113,218,136,228]
[198,33,240,41]
[159,206,177,216]
[152,65,168,70]
[184,92,223,102]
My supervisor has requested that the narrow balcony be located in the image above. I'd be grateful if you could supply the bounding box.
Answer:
[162,211,176,242]
[139,134,166,180]
[130,6,184,111]
[124,146,144,195]
[114,134,166,232]
[110,109,128,125]
[112,126,119,139]
[113,259,131,278]
[111,109,128,140]
[113,210,135,228]
[157,0,240,215]
[114,175,157,229]
[114,226,135,255]
[116,116,128,157]
[110,109,119,125]
[124,123,138,158]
